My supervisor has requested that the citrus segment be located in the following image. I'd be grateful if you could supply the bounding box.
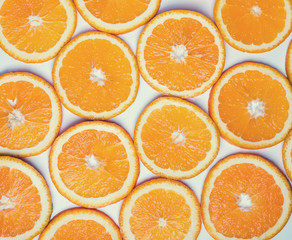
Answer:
[134,97,220,179]
[53,31,139,119]
[0,156,52,240]
[0,72,62,157]
[0,0,76,62]
[49,121,139,208]
[74,0,161,34]
[286,40,292,82]
[202,153,292,240]
[283,130,292,181]
[209,62,292,149]
[137,10,225,97]
[39,208,121,240]
[214,0,292,52]
[120,178,201,240]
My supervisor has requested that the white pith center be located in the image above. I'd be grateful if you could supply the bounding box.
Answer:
[247,99,265,119]
[85,154,100,169]
[0,195,15,210]
[8,109,25,129]
[251,6,262,17]
[90,68,106,86]
[28,15,43,27]
[237,193,252,212]
[171,131,185,146]
[158,218,167,227]
[170,45,188,62]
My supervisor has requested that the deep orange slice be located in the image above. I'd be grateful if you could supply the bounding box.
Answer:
[202,153,292,240]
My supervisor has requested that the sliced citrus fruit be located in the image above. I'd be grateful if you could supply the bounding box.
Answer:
[39,208,121,240]
[74,0,161,34]
[49,121,139,208]
[286,40,292,82]
[53,31,139,119]
[137,10,225,98]
[120,178,201,240]
[209,62,292,149]
[0,72,62,157]
[134,97,220,179]
[214,0,292,53]
[283,130,292,181]
[0,0,76,63]
[0,156,52,240]
[202,153,292,240]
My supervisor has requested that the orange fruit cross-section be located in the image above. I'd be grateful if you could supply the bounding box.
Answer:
[134,97,220,179]
[49,121,139,208]
[202,153,292,240]
[74,0,161,34]
[286,40,292,83]
[0,156,52,240]
[137,10,225,98]
[283,130,292,182]
[39,208,122,240]
[214,0,292,52]
[120,178,201,240]
[53,31,139,119]
[209,62,292,149]
[0,72,62,157]
[0,0,76,63]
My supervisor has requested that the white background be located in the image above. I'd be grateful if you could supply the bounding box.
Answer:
[0,0,291,239]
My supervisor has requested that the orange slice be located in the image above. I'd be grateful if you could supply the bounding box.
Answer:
[283,130,292,181]
[49,121,139,208]
[0,72,62,157]
[0,0,76,63]
[134,97,220,179]
[286,40,292,82]
[39,208,121,240]
[137,10,225,98]
[209,62,292,149]
[119,178,201,240]
[214,0,292,53]
[0,156,52,240]
[202,153,292,240]
[53,31,139,119]
[74,0,161,34]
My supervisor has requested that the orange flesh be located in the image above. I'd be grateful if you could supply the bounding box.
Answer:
[130,189,191,239]
[144,17,219,91]
[221,0,286,45]
[141,105,212,171]
[84,0,150,24]
[52,219,112,239]
[218,70,289,141]
[58,129,129,198]
[0,0,67,53]
[209,163,283,238]
[0,81,52,149]
[59,38,133,112]
[0,167,41,237]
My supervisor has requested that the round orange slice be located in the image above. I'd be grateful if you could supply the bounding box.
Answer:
[202,153,292,240]
[74,0,161,34]
[39,208,121,240]
[286,40,292,82]
[0,0,76,63]
[49,121,139,208]
[137,10,225,98]
[0,156,52,240]
[119,178,201,240]
[214,0,292,53]
[53,31,139,119]
[283,130,292,181]
[134,97,220,179]
[209,62,292,149]
[0,72,62,157]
